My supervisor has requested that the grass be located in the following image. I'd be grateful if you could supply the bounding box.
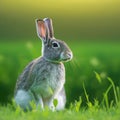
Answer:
[0,81,120,120]
[0,40,120,119]
[0,103,120,120]
[0,77,120,120]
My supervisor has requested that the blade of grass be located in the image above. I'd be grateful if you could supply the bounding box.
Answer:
[103,84,112,109]
[94,71,102,83]
[83,83,90,103]
[107,77,118,106]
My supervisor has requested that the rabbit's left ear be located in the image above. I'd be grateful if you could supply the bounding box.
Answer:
[36,19,48,43]
[44,18,54,38]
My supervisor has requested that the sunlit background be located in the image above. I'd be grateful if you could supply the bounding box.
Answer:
[0,0,120,106]
[0,0,120,41]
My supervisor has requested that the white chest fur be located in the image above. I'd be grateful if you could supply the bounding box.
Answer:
[31,61,65,99]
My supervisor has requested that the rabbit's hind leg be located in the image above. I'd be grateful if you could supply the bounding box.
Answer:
[14,90,35,111]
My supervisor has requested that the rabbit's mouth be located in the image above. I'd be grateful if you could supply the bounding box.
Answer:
[62,58,71,61]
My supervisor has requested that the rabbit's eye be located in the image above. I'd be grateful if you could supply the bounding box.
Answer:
[52,42,59,48]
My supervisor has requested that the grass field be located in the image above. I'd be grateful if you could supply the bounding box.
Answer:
[0,102,120,120]
[0,40,120,119]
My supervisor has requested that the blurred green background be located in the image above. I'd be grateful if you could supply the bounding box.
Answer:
[0,0,120,106]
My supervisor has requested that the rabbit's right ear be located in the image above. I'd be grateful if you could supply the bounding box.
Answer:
[44,18,54,38]
[36,19,48,43]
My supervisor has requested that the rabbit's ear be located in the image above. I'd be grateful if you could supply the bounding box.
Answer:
[44,18,54,38]
[36,19,48,42]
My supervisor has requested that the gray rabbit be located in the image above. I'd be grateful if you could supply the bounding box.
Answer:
[14,18,73,111]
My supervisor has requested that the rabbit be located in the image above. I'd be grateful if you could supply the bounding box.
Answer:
[14,18,73,111]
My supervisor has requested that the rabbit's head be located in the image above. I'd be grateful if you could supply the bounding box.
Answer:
[36,18,73,63]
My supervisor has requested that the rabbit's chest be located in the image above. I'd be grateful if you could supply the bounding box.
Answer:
[32,62,65,97]
[48,65,65,89]
[44,64,65,91]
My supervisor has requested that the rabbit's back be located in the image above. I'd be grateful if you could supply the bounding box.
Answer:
[15,59,37,94]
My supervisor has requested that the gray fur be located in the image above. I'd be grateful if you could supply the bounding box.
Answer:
[14,18,73,111]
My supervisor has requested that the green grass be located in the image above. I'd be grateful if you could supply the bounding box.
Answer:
[0,83,120,120]
[0,40,120,119]
[0,104,120,120]
[0,81,120,120]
